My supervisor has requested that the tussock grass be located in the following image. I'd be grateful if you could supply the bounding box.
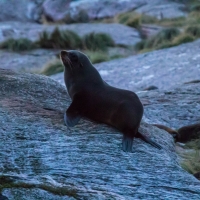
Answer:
[177,139,200,175]
[0,38,36,51]
[40,59,63,76]
[38,28,82,49]
[85,51,110,63]
[116,12,158,28]
[172,34,195,45]
[180,144,200,174]
[135,28,181,51]
[82,32,115,51]
[185,25,200,37]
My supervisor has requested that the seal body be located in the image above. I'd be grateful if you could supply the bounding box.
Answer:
[60,50,161,152]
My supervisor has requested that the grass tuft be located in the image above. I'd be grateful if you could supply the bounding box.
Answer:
[0,38,36,51]
[172,34,195,45]
[82,32,115,51]
[40,59,64,76]
[177,138,200,175]
[37,28,82,49]
[185,25,200,37]
[84,51,110,63]
[116,12,157,28]
[134,28,181,52]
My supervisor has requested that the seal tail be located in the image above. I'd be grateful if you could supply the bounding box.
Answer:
[136,131,162,150]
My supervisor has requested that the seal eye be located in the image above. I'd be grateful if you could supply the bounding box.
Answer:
[70,53,78,62]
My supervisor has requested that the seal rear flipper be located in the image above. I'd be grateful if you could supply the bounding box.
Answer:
[122,135,133,152]
[136,132,162,150]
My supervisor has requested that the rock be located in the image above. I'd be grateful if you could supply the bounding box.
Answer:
[139,82,200,130]
[69,0,145,21]
[42,0,71,22]
[0,21,140,46]
[0,0,43,22]
[0,49,58,73]
[135,0,186,19]
[0,0,188,23]
[54,0,187,22]
[142,85,158,91]
[1,68,200,199]
[52,39,200,91]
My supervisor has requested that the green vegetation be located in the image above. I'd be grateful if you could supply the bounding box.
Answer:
[116,12,158,28]
[179,139,200,174]
[135,28,181,51]
[189,3,200,12]
[40,59,63,76]
[0,28,115,54]
[172,34,195,45]
[85,50,110,63]
[185,25,200,37]
[40,50,124,76]
[82,32,114,51]
[37,28,82,49]
[134,26,199,53]
[0,38,37,51]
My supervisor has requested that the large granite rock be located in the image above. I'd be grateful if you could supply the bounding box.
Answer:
[135,0,186,19]
[0,0,187,23]
[42,0,71,21]
[0,0,43,22]
[45,0,187,22]
[0,68,200,199]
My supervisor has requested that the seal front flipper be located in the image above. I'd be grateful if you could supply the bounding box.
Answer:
[122,135,133,152]
[136,132,162,150]
[64,112,80,127]
[64,102,81,127]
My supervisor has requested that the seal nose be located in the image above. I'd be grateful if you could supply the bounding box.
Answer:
[60,50,68,59]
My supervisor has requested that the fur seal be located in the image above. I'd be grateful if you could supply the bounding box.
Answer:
[152,124,180,142]
[177,123,200,142]
[60,50,162,152]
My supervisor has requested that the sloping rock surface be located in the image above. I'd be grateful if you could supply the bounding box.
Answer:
[0,49,58,73]
[0,69,200,199]
[139,82,200,129]
[52,39,200,91]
